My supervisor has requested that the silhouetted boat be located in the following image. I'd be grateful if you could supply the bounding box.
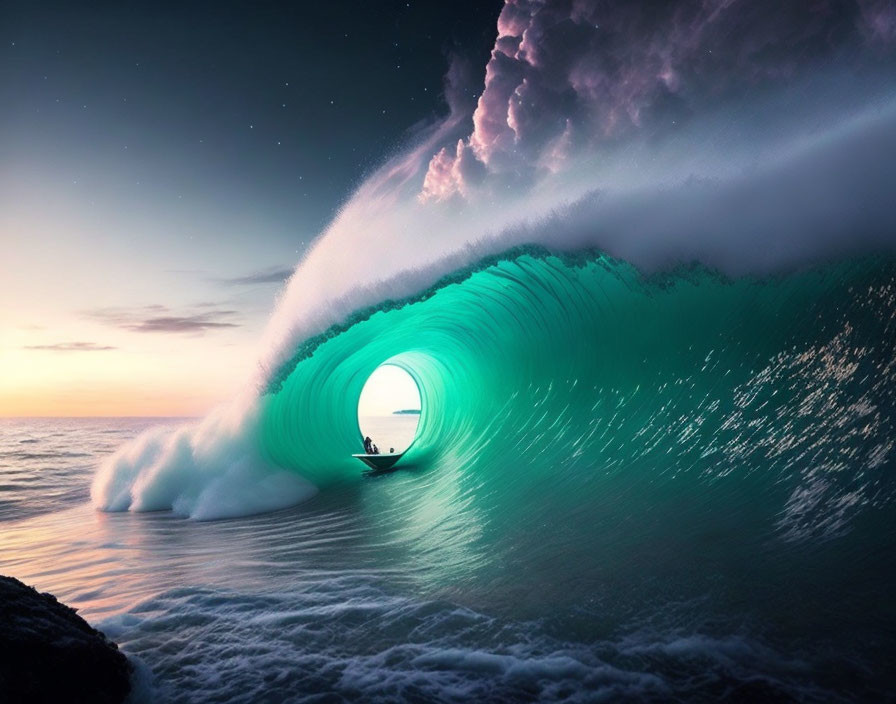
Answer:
[352,452,404,471]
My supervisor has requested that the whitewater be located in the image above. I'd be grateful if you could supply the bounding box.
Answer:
[4,0,896,700]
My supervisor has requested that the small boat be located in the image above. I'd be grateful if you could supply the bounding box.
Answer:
[352,452,404,472]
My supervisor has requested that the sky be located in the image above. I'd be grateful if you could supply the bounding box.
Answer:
[3,0,894,418]
[0,0,501,416]
[357,365,420,417]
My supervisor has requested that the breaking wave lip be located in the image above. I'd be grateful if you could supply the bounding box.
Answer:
[258,92,896,383]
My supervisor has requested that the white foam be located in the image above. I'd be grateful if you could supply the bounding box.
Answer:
[258,92,896,387]
[91,401,316,520]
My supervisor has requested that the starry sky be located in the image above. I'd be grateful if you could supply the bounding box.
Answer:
[0,0,501,416]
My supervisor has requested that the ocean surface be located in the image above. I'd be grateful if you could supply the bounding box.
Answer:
[3,253,896,702]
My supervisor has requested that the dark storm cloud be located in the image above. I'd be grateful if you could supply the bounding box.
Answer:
[24,342,117,352]
[213,267,294,286]
[421,0,896,200]
[87,305,240,334]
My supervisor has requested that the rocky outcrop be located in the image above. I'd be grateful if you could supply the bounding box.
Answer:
[0,575,131,704]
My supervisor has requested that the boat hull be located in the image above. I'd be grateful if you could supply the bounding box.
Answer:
[352,453,404,471]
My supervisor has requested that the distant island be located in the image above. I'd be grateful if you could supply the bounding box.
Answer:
[393,409,421,415]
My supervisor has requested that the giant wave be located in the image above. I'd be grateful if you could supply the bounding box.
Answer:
[91,0,896,525]
[91,94,896,524]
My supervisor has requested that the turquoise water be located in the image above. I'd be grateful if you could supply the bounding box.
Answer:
[8,249,896,700]
[262,250,896,534]
[253,248,896,696]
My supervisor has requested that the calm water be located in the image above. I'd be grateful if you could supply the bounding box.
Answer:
[1,417,894,702]
[0,418,185,523]
[358,414,420,454]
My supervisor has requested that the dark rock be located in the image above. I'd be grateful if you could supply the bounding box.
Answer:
[0,575,131,704]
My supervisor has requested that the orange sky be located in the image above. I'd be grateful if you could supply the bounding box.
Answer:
[0,281,266,417]
[0,183,288,417]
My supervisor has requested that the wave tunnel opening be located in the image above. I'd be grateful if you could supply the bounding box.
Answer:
[356,363,422,455]
[258,324,483,488]
[257,250,595,488]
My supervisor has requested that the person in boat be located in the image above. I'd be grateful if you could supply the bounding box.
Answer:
[363,436,373,454]
[372,443,379,455]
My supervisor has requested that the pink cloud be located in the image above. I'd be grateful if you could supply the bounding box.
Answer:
[419,0,896,203]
